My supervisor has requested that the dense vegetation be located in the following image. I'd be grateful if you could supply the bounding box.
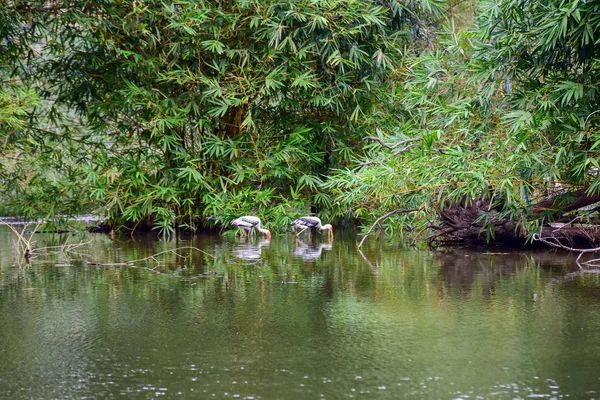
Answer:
[2,0,600,245]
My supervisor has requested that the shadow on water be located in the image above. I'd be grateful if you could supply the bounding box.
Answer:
[1,226,600,399]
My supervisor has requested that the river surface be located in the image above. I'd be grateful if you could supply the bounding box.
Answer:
[0,225,599,399]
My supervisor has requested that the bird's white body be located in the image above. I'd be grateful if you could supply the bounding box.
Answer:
[231,216,271,239]
[290,216,333,240]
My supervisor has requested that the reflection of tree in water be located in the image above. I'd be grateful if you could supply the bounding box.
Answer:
[292,238,332,262]
[432,250,580,299]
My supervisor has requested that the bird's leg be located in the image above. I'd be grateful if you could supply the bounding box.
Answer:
[296,227,308,237]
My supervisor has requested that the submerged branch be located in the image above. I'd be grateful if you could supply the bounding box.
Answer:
[127,246,216,263]
[532,232,600,254]
[3,224,216,271]
[4,223,40,262]
[532,225,600,269]
[94,246,216,268]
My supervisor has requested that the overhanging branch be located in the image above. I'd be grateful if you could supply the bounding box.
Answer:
[358,207,421,249]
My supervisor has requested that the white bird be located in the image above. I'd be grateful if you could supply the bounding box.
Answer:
[290,216,333,241]
[231,216,271,239]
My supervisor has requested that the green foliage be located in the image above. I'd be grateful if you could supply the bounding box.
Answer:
[326,30,525,235]
[326,0,600,240]
[9,0,598,243]
[1,0,446,232]
[478,0,600,191]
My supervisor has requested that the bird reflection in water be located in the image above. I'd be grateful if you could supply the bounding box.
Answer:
[230,238,271,264]
[292,238,332,262]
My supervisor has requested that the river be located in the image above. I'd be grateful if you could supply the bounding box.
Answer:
[0,225,599,399]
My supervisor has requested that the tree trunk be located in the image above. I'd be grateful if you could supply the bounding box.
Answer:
[533,188,600,216]
[428,188,600,247]
[428,198,521,246]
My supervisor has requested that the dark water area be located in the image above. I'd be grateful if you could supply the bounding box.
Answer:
[1,225,600,399]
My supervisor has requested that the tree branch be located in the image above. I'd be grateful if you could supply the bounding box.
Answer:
[358,208,421,249]
[533,188,600,216]
[532,228,600,269]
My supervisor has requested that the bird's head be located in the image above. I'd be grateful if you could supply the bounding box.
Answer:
[265,230,272,240]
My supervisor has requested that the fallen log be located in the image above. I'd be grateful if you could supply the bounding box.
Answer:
[428,188,600,248]
[429,197,522,246]
[533,188,600,216]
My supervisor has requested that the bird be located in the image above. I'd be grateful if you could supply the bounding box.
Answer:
[231,216,271,240]
[290,216,333,241]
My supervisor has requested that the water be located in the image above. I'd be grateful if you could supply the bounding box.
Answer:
[1,225,600,399]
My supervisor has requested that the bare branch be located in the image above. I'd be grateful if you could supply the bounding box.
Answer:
[532,221,600,255]
[410,224,434,247]
[579,257,600,268]
[126,246,216,264]
[358,208,421,249]
[532,224,600,269]
[4,222,41,262]
[532,234,599,253]
[584,109,600,127]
